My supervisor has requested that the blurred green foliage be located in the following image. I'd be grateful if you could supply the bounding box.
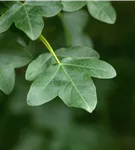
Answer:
[0,1,135,150]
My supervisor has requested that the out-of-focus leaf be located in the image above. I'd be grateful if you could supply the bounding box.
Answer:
[0,32,32,94]
[0,65,15,95]
[60,10,94,47]
[61,1,87,12]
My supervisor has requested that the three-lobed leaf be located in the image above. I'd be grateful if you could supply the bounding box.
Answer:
[27,63,97,113]
[27,55,116,112]
[0,1,63,40]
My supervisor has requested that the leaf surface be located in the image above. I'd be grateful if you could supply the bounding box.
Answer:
[26,53,52,81]
[56,46,99,59]
[27,56,116,112]
[27,62,97,112]
[14,5,44,40]
[62,57,116,79]
[25,1,62,17]
[0,33,32,68]
[0,2,22,33]
[58,64,97,113]
[87,1,116,24]
[0,65,15,95]
[27,65,60,106]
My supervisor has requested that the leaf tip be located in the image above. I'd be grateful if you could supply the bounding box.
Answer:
[25,71,33,81]
[86,101,97,113]
[109,65,117,78]
[108,15,117,24]
[27,94,38,106]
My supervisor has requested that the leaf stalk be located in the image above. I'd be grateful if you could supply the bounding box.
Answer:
[39,35,61,64]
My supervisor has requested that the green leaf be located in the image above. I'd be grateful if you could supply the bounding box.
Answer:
[0,33,33,68]
[87,1,116,24]
[61,1,87,12]
[27,55,116,112]
[62,57,116,79]
[27,65,60,106]
[60,10,93,47]
[26,53,52,81]
[0,1,62,40]
[27,64,97,112]
[0,32,32,94]
[0,65,15,95]
[27,63,97,112]
[56,46,100,59]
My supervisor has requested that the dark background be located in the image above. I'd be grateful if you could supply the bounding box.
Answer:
[0,1,135,150]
